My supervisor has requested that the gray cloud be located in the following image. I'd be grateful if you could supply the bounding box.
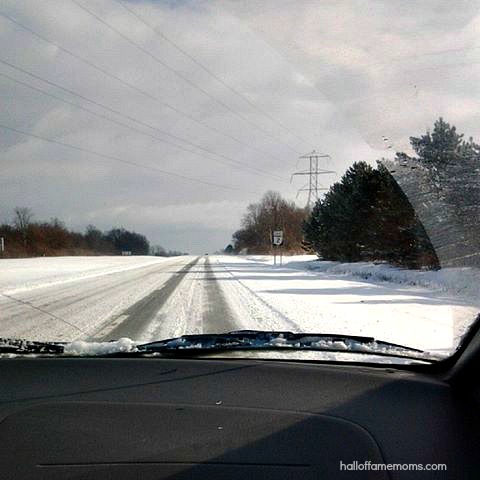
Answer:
[1,0,477,252]
[222,0,480,150]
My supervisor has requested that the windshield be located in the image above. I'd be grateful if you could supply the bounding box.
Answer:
[1,0,479,364]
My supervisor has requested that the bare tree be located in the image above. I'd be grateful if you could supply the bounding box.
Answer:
[13,207,33,248]
[233,192,307,253]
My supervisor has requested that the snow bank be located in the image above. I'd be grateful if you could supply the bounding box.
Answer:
[304,262,480,306]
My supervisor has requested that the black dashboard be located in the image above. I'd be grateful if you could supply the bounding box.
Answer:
[0,357,479,479]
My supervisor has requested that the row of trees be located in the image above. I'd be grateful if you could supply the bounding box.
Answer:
[0,208,151,257]
[303,162,438,268]
[151,245,189,257]
[303,118,479,268]
[231,119,476,269]
[86,226,150,256]
[231,164,437,268]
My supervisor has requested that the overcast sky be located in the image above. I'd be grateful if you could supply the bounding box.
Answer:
[1,0,479,253]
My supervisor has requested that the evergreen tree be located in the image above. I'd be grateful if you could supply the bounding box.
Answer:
[410,117,463,165]
[409,117,479,166]
[303,162,438,268]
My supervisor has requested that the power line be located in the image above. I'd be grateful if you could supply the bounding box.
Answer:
[0,12,289,164]
[70,0,302,155]
[0,123,257,193]
[0,70,280,181]
[0,61,287,182]
[112,0,309,147]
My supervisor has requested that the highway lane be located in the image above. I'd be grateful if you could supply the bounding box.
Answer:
[122,257,239,343]
[90,256,202,341]
[0,256,202,342]
[0,255,245,343]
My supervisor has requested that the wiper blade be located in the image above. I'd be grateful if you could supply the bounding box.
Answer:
[0,331,432,362]
[136,330,431,361]
[0,337,64,354]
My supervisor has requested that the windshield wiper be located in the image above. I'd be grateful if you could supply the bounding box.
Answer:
[135,330,432,361]
[0,330,433,362]
[0,338,64,354]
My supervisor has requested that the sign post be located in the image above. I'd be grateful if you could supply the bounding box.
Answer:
[271,230,284,266]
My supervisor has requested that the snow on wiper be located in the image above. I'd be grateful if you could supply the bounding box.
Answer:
[0,332,435,362]
[137,330,435,361]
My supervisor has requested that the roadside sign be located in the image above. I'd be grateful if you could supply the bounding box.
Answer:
[272,230,284,246]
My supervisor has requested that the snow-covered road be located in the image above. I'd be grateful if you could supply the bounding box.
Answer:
[0,256,190,341]
[210,256,479,355]
[1,255,478,356]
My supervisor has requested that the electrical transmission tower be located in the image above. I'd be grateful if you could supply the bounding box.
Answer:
[291,150,335,208]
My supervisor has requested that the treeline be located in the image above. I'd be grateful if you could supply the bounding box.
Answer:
[0,208,151,257]
[151,245,189,257]
[304,118,479,269]
[303,162,438,268]
[231,118,477,269]
[231,170,437,267]
[231,191,307,254]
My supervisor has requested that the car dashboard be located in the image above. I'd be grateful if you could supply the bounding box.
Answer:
[0,357,479,479]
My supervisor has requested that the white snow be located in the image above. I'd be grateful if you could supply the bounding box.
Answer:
[259,255,480,302]
[210,255,480,357]
[0,255,173,295]
[136,258,207,342]
[0,255,188,342]
[64,337,137,355]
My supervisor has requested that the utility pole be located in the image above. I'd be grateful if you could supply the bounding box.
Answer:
[291,150,335,208]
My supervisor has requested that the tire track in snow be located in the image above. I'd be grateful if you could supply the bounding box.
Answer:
[89,257,200,341]
[212,259,304,332]
[202,258,238,333]
[134,257,207,341]
[136,257,240,341]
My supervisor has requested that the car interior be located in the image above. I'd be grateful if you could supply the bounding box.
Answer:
[2,1,480,479]
[1,318,480,479]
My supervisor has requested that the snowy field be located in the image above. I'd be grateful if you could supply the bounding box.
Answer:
[1,254,479,359]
